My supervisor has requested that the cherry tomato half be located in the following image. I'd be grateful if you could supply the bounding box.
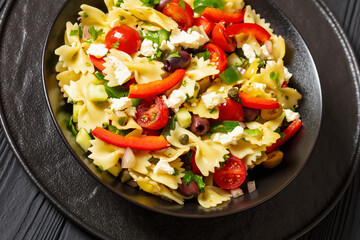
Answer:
[212,22,236,52]
[204,43,228,74]
[194,17,215,35]
[135,96,169,130]
[89,55,105,71]
[214,156,246,190]
[190,149,202,175]
[162,0,194,30]
[214,99,244,122]
[105,25,142,55]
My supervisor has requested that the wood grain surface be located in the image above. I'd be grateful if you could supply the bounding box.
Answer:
[0,0,359,239]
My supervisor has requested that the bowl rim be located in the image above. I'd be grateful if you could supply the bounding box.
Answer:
[40,0,322,218]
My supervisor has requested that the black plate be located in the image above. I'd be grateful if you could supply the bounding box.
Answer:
[42,0,321,217]
[0,0,359,239]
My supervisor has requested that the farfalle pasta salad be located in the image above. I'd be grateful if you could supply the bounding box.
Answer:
[55,0,302,208]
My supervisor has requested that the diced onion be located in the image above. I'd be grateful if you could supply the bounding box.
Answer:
[163,147,177,157]
[265,40,273,56]
[121,147,136,169]
[247,181,256,193]
[230,188,244,198]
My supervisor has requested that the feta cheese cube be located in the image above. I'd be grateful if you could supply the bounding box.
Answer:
[252,82,267,92]
[284,109,300,122]
[284,67,293,81]
[125,106,137,117]
[109,97,133,111]
[162,90,187,112]
[212,126,244,146]
[242,44,257,63]
[201,92,226,109]
[86,43,108,58]
[169,26,209,49]
[160,40,176,52]
[107,56,132,85]
[154,160,175,175]
[139,39,158,57]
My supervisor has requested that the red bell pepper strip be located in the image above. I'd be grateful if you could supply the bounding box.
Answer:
[266,119,303,153]
[128,69,186,99]
[226,23,271,42]
[238,92,280,109]
[194,17,216,35]
[89,55,106,71]
[92,127,170,151]
[202,7,245,23]
[281,82,288,88]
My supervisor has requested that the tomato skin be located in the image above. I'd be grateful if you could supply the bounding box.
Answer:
[142,128,161,136]
[105,26,142,55]
[214,99,244,122]
[162,0,194,30]
[204,43,228,74]
[190,149,202,175]
[89,55,105,71]
[214,156,246,190]
[212,22,236,52]
[194,17,215,35]
[135,96,169,130]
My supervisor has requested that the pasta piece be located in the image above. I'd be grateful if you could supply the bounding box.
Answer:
[121,0,178,31]
[243,146,266,168]
[103,49,133,87]
[271,35,286,61]
[186,57,219,81]
[55,22,95,74]
[129,171,162,193]
[198,186,231,208]
[184,100,219,119]
[152,147,190,162]
[156,185,185,205]
[229,139,258,159]
[223,0,245,13]
[107,7,140,28]
[129,151,152,175]
[167,123,229,176]
[56,70,82,92]
[244,5,273,35]
[147,159,185,189]
[88,138,125,170]
[80,5,108,28]
[129,57,165,84]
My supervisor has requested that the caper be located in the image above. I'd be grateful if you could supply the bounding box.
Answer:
[262,150,283,168]
[228,87,239,100]
[179,134,189,145]
[261,106,283,120]
[120,169,132,183]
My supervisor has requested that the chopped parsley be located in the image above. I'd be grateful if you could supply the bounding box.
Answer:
[120,15,126,21]
[65,116,78,136]
[111,40,120,49]
[94,72,105,81]
[195,49,210,60]
[209,108,216,114]
[168,52,181,58]
[257,58,265,68]
[88,25,104,41]
[290,106,296,112]
[183,171,206,193]
[85,62,91,67]
[70,30,78,36]
[83,12,89,18]
[148,157,160,163]
[140,0,160,8]
[115,0,124,7]
[182,79,187,87]
[118,117,126,126]
[172,168,179,176]
[244,128,262,137]
[270,71,280,88]
[178,0,186,10]
[275,128,286,140]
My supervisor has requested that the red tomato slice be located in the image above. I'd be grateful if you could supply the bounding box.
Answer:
[89,55,105,71]
[194,17,215,35]
[212,22,236,52]
[135,96,169,130]
[204,43,228,74]
[190,149,202,175]
[162,0,194,30]
[214,156,246,190]
[214,99,244,122]
[105,25,142,56]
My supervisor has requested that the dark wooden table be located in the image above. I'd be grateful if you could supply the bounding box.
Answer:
[0,0,359,239]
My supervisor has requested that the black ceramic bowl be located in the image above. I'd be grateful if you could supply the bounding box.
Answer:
[42,0,322,217]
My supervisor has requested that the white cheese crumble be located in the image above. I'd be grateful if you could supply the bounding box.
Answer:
[242,44,257,63]
[160,40,176,52]
[212,126,244,146]
[201,92,226,109]
[169,26,209,49]
[284,67,293,81]
[86,43,108,58]
[154,160,175,175]
[109,97,137,117]
[284,109,300,122]
[252,82,267,92]
[162,90,187,112]
[139,39,158,57]
[107,56,132,85]
[219,86,226,93]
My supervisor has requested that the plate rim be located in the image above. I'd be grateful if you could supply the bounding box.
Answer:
[0,0,358,238]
